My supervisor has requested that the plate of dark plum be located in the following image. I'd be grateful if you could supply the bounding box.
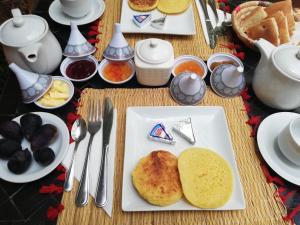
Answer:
[0,112,69,183]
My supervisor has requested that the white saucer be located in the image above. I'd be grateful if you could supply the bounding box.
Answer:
[257,112,300,185]
[49,0,105,26]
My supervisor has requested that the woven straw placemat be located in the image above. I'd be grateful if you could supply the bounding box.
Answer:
[59,88,287,225]
[94,0,233,61]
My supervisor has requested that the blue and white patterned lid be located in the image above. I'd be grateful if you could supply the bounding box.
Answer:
[170,72,206,105]
[210,64,245,98]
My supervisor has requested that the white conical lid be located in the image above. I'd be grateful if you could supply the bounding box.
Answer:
[9,63,39,89]
[0,8,47,47]
[221,65,244,88]
[63,22,96,57]
[109,23,129,48]
[273,45,300,80]
[68,22,87,45]
[9,63,53,103]
[179,74,201,95]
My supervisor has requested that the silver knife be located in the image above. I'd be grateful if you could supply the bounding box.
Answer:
[95,97,114,207]
[208,0,219,25]
[199,0,217,49]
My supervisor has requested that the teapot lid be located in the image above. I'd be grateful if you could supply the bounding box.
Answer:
[0,8,47,47]
[137,38,173,64]
[273,45,300,80]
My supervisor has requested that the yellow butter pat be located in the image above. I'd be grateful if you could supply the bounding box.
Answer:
[38,79,70,107]
[49,91,69,99]
[39,98,66,107]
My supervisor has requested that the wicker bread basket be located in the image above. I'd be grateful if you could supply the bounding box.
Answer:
[232,1,272,49]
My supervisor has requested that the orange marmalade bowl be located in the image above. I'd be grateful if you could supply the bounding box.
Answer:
[172,55,208,79]
[98,59,135,84]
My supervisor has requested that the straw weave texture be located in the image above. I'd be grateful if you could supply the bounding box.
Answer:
[58,88,287,225]
[94,0,233,61]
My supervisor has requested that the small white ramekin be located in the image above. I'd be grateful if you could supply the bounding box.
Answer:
[172,55,208,79]
[60,55,98,82]
[207,53,244,73]
[98,59,135,85]
[34,76,74,109]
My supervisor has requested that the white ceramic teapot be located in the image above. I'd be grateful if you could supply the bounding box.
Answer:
[0,9,62,74]
[253,39,300,110]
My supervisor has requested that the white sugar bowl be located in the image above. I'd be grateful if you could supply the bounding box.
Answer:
[134,38,174,86]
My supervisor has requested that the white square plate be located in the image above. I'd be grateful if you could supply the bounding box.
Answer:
[120,0,196,35]
[122,106,245,211]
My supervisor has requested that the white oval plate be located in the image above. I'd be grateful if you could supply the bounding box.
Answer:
[257,112,300,186]
[0,112,70,183]
[49,0,105,26]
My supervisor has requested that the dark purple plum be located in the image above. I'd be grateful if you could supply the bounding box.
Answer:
[31,124,57,151]
[0,121,23,142]
[20,113,42,141]
[33,147,55,166]
[0,139,22,159]
[7,149,32,174]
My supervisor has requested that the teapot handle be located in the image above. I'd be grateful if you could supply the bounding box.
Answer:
[18,43,42,63]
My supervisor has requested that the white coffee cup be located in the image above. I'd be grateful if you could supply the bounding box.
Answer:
[59,0,91,18]
[277,117,300,166]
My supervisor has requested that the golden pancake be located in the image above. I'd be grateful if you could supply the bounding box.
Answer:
[157,0,190,14]
[132,150,182,206]
[178,148,233,209]
[128,0,158,12]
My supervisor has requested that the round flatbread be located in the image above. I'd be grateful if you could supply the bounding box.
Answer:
[128,0,158,12]
[132,150,182,206]
[178,148,234,208]
[157,0,190,14]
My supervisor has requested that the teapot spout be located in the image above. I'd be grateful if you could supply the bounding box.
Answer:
[255,38,275,62]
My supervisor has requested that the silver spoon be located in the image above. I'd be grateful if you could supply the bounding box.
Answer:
[64,118,87,191]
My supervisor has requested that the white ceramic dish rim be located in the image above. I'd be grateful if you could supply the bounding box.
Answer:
[257,112,300,185]
[34,76,74,109]
[122,106,245,211]
[207,53,244,73]
[0,112,70,183]
[60,55,98,82]
[98,59,135,84]
[48,0,106,26]
[172,55,208,79]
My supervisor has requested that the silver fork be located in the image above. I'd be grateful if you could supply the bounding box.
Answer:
[75,98,101,207]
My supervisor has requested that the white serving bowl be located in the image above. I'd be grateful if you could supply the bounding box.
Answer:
[34,76,74,109]
[207,53,244,73]
[60,55,98,82]
[172,55,208,79]
[98,59,135,84]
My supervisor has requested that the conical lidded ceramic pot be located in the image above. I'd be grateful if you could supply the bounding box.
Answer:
[210,64,245,98]
[9,63,53,104]
[63,22,96,57]
[170,72,206,105]
[103,23,134,61]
